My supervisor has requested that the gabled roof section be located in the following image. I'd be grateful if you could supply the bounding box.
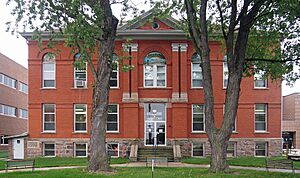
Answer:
[118,10,181,31]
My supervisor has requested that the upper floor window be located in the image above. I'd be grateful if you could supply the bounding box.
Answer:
[110,53,118,88]
[19,82,28,94]
[107,104,119,132]
[191,53,203,88]
[0,135,8,145]
[192,104,205,132]
[223,55,228,88]
[19,109,28,119]
[254,70,267,88]
[74,104,87,132]
[42,53,55,88]
[43,104,56,132]
[0,73,16,89]
[74,53,87,88]
[144,52,166,87]
[255,104,267,132]
[0,104,17,117]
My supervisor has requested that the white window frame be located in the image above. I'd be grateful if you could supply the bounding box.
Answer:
[43,143,56,157]
[0,104,17,117]
[191,62,203,88]
[74,104,87,133]
[226,142,236,157]
[74,65,87,88]
[107,143,119,158]
[43,104,56,133]
[74,143,88,157]
[0,73,16,89]
[19,82,28,94]
[223,61,228,88]
[19,109,28,119]
[254,104,267,132]
[107,104,119,133]
[110,54,119,88]
[144,64,166,88]
[192,104,205,132]
[254,72,267,89]
[192,143,205,157]
[42,53,56,88]
[255,142,267,157]
[0,135,8,145]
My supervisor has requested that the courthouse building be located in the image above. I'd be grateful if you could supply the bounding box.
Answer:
[21,12,282,159]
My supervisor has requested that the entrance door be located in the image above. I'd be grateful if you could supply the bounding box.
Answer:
[13,138,24,159]
[144,103,166,146]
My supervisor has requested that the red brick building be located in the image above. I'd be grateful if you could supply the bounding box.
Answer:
[0,53,28,151]
[21,12,282,159]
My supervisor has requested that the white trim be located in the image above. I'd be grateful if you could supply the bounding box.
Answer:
[19,108,28,119]
[254,104,267,132]
[0,73,17,89]
[110,55,119,88]
[74,104,87,132]
[43,142,56,157]
[191,62,203,88]
[223,62,228,89]
[191,142,205,157]
[42,58,56,88]
[254,71,267,89]
[0,104,17,117]
[143,64,167,88]
[107,104,119,133]
[74,143,88,157]
[254,141,268,157]
[19,82,28,94]
[43,104,56,132]
[107,143,119,158]
[192,104,205,132]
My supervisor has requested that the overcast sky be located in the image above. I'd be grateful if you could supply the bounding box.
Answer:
[0,1,299,96]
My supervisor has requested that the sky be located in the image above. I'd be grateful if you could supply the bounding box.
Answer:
[0,1,299,96]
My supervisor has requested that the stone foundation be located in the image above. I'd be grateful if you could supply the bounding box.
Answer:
[25,137,282,158]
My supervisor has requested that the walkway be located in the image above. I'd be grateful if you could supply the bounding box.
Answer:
[0,162,298,174]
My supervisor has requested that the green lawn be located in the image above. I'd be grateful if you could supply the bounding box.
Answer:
[0,157,129,170]
[0,151,8,159]
[0,167,297,178]
[182,156,300,169]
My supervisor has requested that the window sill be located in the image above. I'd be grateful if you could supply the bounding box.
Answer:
[232,131,238,134]
[254,155,266,157]
[73,131,88,134]
[106,131,120,134]
[41,87,56,90]
[110,87,120,89]
[139,87,172,90]
[41,131,56,134]
[191,131,206,134]
[254,131,269,134]
[0,144,8,146]
[71,87,88,90]
[253,87,269,90]
[190,87,203,90]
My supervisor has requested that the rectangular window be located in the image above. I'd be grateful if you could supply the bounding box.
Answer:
[0,104,17,117]
[107,143,119,157]
[255,104,267,132]
[110,63,118,88]
[254,72,267,88]
[255,142,267,157]
[107,104,119,132]
[0,73,16,89]
[19,109,28,119]
[43,104,56,132]
[74,65,87,88]
[0,135,8,145]
[19,82,28,94]
[43,63,55,88]
[43,143,55,157]
[74,104,87,132]
[223,62,228,88]
[191,62,203,88]
[144,65,166,87]
[226,142,236,157]
[192,143,204,157]
[74,143,87,157]
[192,104,205,132]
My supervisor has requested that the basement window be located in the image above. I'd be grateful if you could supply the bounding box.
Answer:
[74,143,87,157]
[107,143,119,157]
[192,143,204,157]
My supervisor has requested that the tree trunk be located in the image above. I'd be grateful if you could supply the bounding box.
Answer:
[209,137,229,173]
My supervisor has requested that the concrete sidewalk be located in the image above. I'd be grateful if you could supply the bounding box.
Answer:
[0,162,298,174]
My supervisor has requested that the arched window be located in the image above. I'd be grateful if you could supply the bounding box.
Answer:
[74,53,87,88]
[42,53,55,88]
[110,53,118,88]
[144,52,166,87]
[191,53,203,88]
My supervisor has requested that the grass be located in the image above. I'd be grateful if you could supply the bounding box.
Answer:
[0,157,129,170]
[182,156,300,169]
[0,167,297,178]
[0,151,8,159]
